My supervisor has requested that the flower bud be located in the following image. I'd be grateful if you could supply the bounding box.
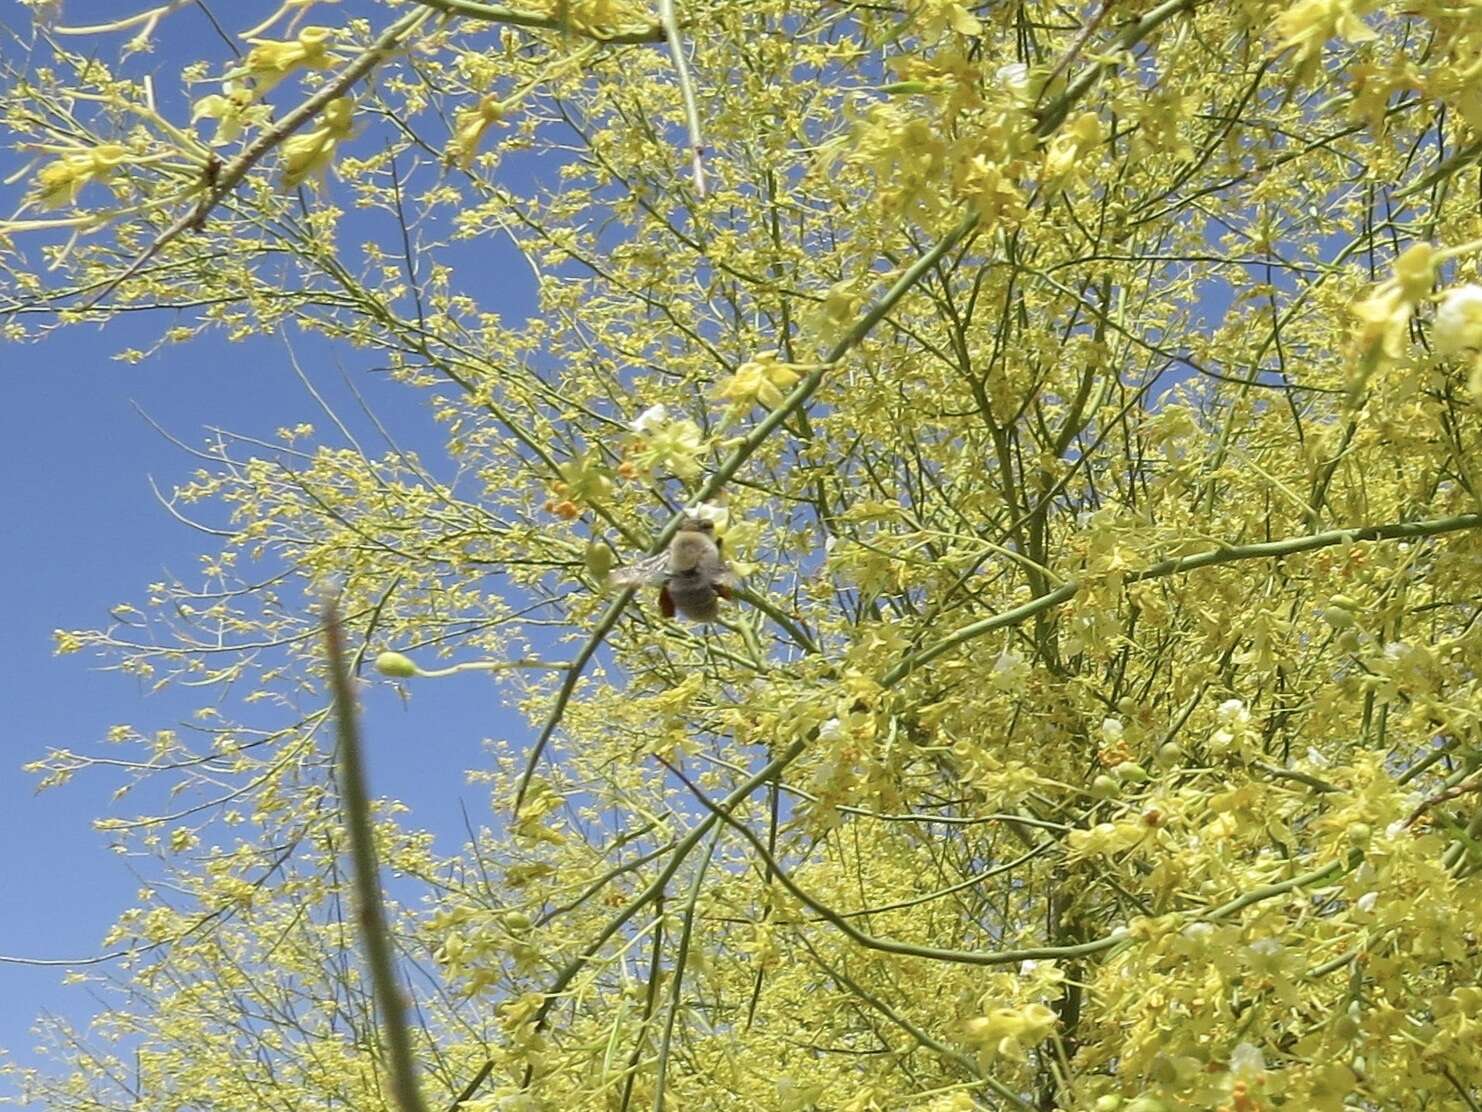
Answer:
[375,651,420,679]
[502,910,532,933]
[1321,605,1356,629]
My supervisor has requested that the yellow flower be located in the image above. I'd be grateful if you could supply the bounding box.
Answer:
[631,418,706,480]
[447,95,507,169]
[1274,0,1376,84]
[908,0,982,37]
[1350,241,1434,368]
[1043,111,1104,190]
[280,96,355,187]
[242,25,338,93]
[955,153,1027,227]
[961,1002,1058,1061]
[31,144,131,209]
[553,450,614,506]
[715,350,803,413]
[192,85,271,145]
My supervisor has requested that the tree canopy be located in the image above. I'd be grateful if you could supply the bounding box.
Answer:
[5,0,1482,1109]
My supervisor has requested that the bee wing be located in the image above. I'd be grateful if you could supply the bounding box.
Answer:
[609,552,671,587]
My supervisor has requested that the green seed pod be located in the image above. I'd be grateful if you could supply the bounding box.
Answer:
[1113,761,1150,784]
[1346,822,1372,850]
[1091,774,1120,798]
[1155,741,1182,767]
[375,651,420,679]
[584,540,616,582]
[502,910,532,933]
[1321,605,1354,629]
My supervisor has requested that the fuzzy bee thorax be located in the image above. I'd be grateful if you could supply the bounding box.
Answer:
[669,530,718,572]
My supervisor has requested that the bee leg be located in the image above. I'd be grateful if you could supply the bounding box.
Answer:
[659,583,676,619]
[715,583,733,601]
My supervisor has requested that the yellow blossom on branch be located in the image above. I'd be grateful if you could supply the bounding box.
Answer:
[1349,241,1435,379]
[447,95,507,169]
[1273,0,1377,85]
[29,144,132,209]
[279,96,355,187]
[239,25,339,94]
[715,350,803,418]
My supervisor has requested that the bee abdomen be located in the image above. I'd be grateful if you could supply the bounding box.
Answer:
[667,578,720,621]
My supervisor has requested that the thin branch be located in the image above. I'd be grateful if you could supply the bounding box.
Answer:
[413,0,665,43]
[451,739,808,1110]
[658,0,706,197]
[884,513,1482,685]
[323,601,428,1112]
[83,8,432,309]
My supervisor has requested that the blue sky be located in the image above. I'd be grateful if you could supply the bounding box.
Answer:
[0,1,543,1100]
[0,300,545,1104]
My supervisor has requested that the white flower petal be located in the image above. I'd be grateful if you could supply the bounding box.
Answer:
[1433,284,1482,355]
[630,403,669,434]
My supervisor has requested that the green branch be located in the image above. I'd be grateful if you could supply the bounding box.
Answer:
[414,0,665,42]
[454,739,808,1110]
[883,513,1482,686]
[323,602,429,1112]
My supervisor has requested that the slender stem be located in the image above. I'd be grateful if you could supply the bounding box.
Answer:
[652,832,718,1112]
[416,658,571,677]
[450,740,806,1110]
[658,0,706,197]
[323,602,429,1112]
[414,0,665,42]
[884,513,1482,685]
[1196,852,1357,922]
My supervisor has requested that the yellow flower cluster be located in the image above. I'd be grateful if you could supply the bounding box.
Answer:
[30,144,131,209]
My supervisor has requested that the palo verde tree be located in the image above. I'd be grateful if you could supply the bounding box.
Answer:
[4,0,1482,1109]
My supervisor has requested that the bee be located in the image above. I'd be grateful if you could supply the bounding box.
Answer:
[610,515,736,621]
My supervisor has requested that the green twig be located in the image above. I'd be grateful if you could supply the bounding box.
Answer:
[884,513,1482,685]
[415,0,665,42]
[658,0,706,196]
[324,601,429,1112]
